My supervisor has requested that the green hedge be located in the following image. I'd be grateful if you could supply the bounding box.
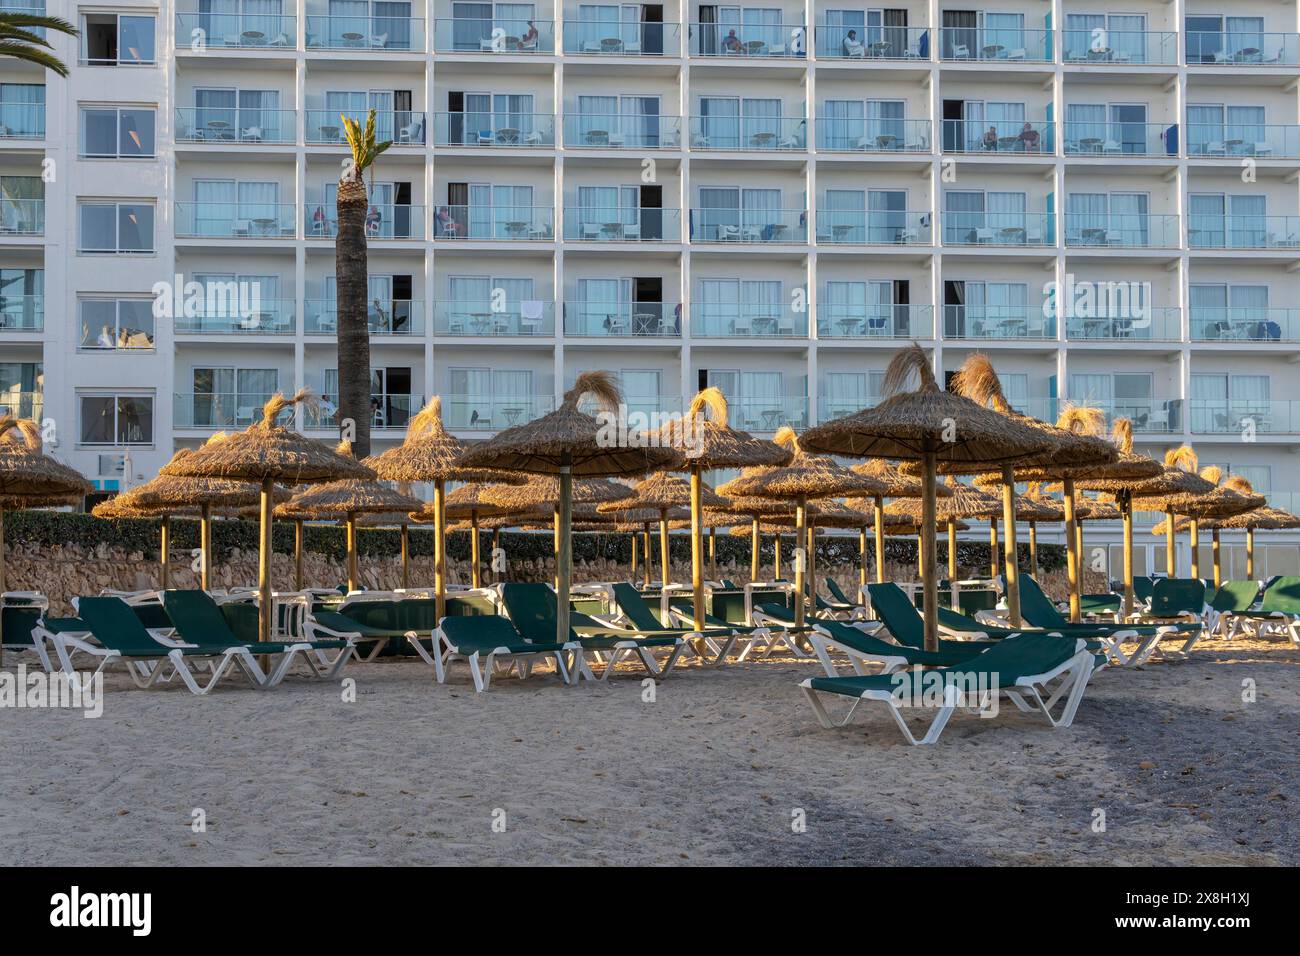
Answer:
[3,510,1066,574]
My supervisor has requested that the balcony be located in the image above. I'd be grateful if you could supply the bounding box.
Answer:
[1061,30,1179,66]
[1190,401,1300,436]
[0,199,43,236]
[1191,309,1300,342]
[691,209,807,243]
[303,394,421,431]
[176,108,296,144]
[819,395,881,421]
[689,116,807,151]
[443,396,556,430]
[939,27,1052,63]
[563,208,681,242]
[816,117,930,153]
[1065,308,1182,342]
[176,203,297,238]
[433,18,553,53]
[1187,125,1300,160]
[174,302,296,334]
[943,306,1055,340]
[1063,123,1174,158]
[307,111,426,145]
[1185,31,1298,66]
[943,212,1053,247]
[0,101,45,141]
[175,13,296,48]
[694,307,809,338]
[731,397,809,431]
[562,301,679,337]
[0,391,41,420]
[433,205,552,241]
[562,20,681,56]
[942,118,1053,154]
[175,392,281,429]
[563,114,680,149]
[0,294,42,331]
[308,205,425,240]
[1088,400,1182,433]
[431,113,553,147]
[434,301,555,336]
[817,209,931,245]
[814,25,929,60]
[1188,216,1300,251]
[688,22,808,58]
[305,16,424,51]
[303,301,423,335]
[1063,214,1180,249]
[817,304,934,339]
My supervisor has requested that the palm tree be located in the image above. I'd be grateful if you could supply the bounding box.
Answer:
[336,110,391,458]
[0,13,78,76]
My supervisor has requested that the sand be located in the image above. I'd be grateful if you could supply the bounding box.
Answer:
[2,632,1297,866]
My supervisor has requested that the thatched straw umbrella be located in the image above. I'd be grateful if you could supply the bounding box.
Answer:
[598,472,724,588]
[611,505,690,586]
[366,397,521,618]
[801,345,1054,650]
[440,483,521,588]
[1019,482,1064,576]
[162,390,373,643]
[1191,503,1300,579]
[460,372,676,643]
[1143,466,1264,583]
[654,387,791,630]
[886,477,1000,590]
[1119,446,1218,580]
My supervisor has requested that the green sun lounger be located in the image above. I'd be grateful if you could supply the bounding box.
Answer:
[1142,578,1207,621]
[808,617,989,677]
[866,583,1000,652]
[1220,576,1300,645]
[436,614,581,692]
[822,578,870,619]
[608,582,736,664]
[750,602,842,658]
[800,632,1097,745]
[304,606,439,665]
[1206,580,1263,636]
[54,596,270,694]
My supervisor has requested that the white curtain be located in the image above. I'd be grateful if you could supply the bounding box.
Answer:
[697,278,736,333]
[700,97,740,148]
[820,99,863,150]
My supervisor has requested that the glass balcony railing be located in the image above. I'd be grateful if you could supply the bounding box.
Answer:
[303,394,422,430]
[943,306,1056,339]
[562,301,681,337]
[433,205,553,240]
[939,27,1052,63]
[691,209,807,243]
[817,209,932,244]
[176,108,296,144]
[1185,32,1299,66]
[0,391,40,420]
[0,295,42,331]
[175,392,280,429]
[305,16,424,51]
[433,18,554,53]
[1191,309,1300,342]
[0,102,44,139]
[175,13,296,48]
[1061,30,1179,66]
[433,301,555,336]
[431,112,553,147]
[1087,399,1182,433]
[814,25,929,59]
[443,396,556,430]
[943,212,1053,246]
[563,114,681,148]
[1188,216,1300,250]
[689,22,808,58]
[815,117,931,152]
[303,301,424,335]
[693,307,810,338]
[562,21,681,56]
[730,397,809,431]
[174,302,296,334]
[176,202,296,238]
[0,199,43,235]
[688,116,807,150]
[306,110,426,145]
[1063,123,1173,157]
[308,205,425,240]
[943,118,1053,154]
[819,395,882,421]
[817,304,934,339]
[1190,401,1300,435]
[1187,125,1300,160]
[1064,214,1180,248]
[1065,308,1182,341]
[563,208,681,241]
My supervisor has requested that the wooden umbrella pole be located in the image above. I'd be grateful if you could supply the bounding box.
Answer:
[345,512,358,592]
[774,533,782,579]
[553,505,561,591]
[859,525,868,591]
[1076,518,1084,573]
[946,517,958,582]
[470,514,481,589]
[200,503,212,591]
[258,477,274,644]
[630,528,639,578]
[807,519,817,614]
[644,523,653,588]
[920,450,939,653]
[159,514,171,589]
[1165,507,1176,577]
[750,518,760,583]
[689,464,704,630]
[433,479,446,620]
[1001,466,1021,628]
[401,523,410,590]
[556,463,573,645]
[1121,492,1135,618]
[1029,521,1039,577]
[294,519,304,591]
[1062,478,1081,623]
[709,526,717,581]
[794,495,808,626]
[916,532,924,581]
[659,510,670,587]
[1246,527,1255,579]
[1212,528,1222,589]
[988,516,999,579]
[1189,518,1200,580]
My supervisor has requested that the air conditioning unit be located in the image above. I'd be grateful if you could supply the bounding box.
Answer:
[98,454,126,477]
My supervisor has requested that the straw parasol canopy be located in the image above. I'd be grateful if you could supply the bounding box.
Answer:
[482,475,636,510]
[1147,466,1266,583]
[801,344,1054,648]
[596,472,725,587]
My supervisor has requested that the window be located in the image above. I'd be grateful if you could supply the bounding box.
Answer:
[1,175,44,234]
[1191,373,1270,432]
[190,368,279,428]
[78,298,155,349]
[0,83,45,138]
[79,392,154,445]
[78,201,154,253]
[0,267,43,330]
[82,13,156,65]
[80,106,155,157]
[0,360,41,418]
[445,367,536,427]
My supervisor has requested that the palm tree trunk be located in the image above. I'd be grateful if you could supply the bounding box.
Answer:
[335,175,372,457]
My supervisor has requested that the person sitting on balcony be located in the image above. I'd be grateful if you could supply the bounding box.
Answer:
[521,20,539,48]
[436,206,457,237]
[722,29,742,53]
[842,29,865,57]
[97,324,115,349]
[319,394,338,423]
[366,206,382,236]
[982,125,999,151]
[1017,122,1039,151]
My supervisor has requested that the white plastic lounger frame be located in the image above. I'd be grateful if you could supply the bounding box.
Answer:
[49,633,270,695]
[573,637,687,681]
[434,627,585,693]
[807,622,912,678]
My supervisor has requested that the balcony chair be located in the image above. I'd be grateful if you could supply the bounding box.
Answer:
[519,35,538,51]
[622,221,640,240]
[269,31,292,47]
[951,43,970,58]
[1006,47,1026,60]
[717,223,740,241]
[479,37,496,51]
[232,219,252,237]
[469,409,492,428]
[398,117,423,143]
[476,129,494,146]
[519,299,544,333]
[369,32,388,48]
[974,227,994,244]
[1103,139,1122,154]
[906,132,929,151]
[240,125,263,142]
[1204,140,1227,156]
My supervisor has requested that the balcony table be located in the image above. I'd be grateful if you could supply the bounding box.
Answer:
[585,129,609,145]
[470,313,493,334]
[601,37,623,52]
[633,313,658,334]
[875,133,897,149]
[761,408,782,429]
[342,32,364,46]
[1079,137,1102,152]
[496,127,520,145]
[837,318,863,335]
[744,39,765,55]
[241,30,266,45]
[503,220,528,238]
[982,43,1004,58]
[999,226,1026,243]
[750,131,776,148]
[997,136,1019,151]
[602,222,625,239]
[318,125,340,141]
[252,217,277,235]
[870,40,890,56]
[502,407,524,425]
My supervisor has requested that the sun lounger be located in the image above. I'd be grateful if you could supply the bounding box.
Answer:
[823,578,869,619]
[1219,576,1300,645]
[1139,578,1206,623]
[436,614,581,691]
[2,603,53,671]
[53,596,269,694]
[1206,580,1262,636]
[867,583,1001,652]
[750,602,845,658]
[303,596,442,667]
[608,582,736,664]
[665,598,785,662]
[800,632,1096,745]
[809,617,984,677]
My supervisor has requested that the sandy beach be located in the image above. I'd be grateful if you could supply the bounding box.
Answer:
[3,632,1297,866]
